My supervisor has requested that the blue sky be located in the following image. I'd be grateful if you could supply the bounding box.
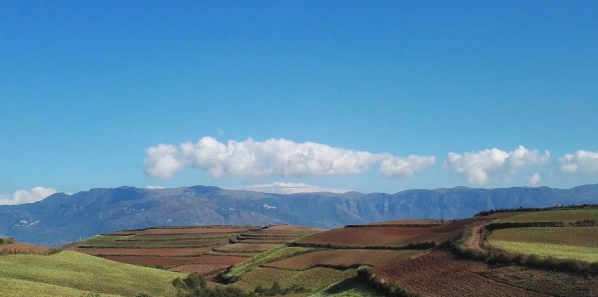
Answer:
[1,1,598,203]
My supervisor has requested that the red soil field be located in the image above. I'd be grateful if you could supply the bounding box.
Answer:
[261,225,324,232]
[212,243,279,253]
[374,251,549,297]
[264,249,425,270]
[129,227,252,235]
[185,255,248,265]
[170,264,230,275]
[103,255,194,267]
[71,247,210,256]
[362,219,447,226]
[0,243,50,254]
[298,226,432,248]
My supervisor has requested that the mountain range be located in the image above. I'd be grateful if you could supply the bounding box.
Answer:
[1,184,598,246]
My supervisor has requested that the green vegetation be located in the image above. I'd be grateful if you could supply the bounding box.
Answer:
[488,227,598,248]
[0,251,184,297]
[0,277,122,297]
[78,234,230,248]
[222,246,314,282]
[235,267,356,292]
[173,274,249,297]
[496,209,598,223]
[309,277,385,297]
[0,236,14,244]
[487,240,598,263]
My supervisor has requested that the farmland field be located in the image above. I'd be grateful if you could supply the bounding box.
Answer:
[0,243,50,254]
[223,246,314,279]
[482,265,598,297]
[374,251,549,297]
[496,209,598,223]
[71,247,210,256]
[264,249,424,270]
[0,251,183,297]
[297,226,431,248]
[235,266,356,292]
[488,226,598,247]
[487,240,598,263]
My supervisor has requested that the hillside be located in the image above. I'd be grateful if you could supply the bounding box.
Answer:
[2,184,598,246]
[4,206,597,297]
[0,250,184,297]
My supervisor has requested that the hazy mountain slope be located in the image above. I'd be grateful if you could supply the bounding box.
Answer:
[0,185,597,246]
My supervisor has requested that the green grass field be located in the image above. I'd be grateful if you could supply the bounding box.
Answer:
[487,240,598,263]
[0,251,184,297]
[223,245,314,279]
[0,277,123,297]
[496,209,598,223]
[488,227,598,248]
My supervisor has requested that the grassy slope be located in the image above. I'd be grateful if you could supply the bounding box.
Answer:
[0,251,184,297]
[496,209,598,223]
[488,226,598,247]
[487,240,598,263]
[0,277,123,297]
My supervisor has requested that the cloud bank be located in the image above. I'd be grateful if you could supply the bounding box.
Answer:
[145,137,435,179]
[446,146,550,184]
[0,186,57,205]
[242,182,349,194]
[560,150,598,174]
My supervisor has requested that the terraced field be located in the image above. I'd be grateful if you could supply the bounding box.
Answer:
[264,249,424,270]
[496,208,598,223]
[374,251,550,297]
[488,226,598,247]
[71,225,322,278]
[297,226,432,248]
[235,266,356,292]
[297,218,489,249]
[488,241,598,263]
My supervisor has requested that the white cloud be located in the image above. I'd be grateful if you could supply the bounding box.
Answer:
[446,146,550,185]
[380,155,436,178]
[0,187,58,205]
[560,150,598,174]
[242,182,349,194]
[144,137,435,179]
[528,173,541,186]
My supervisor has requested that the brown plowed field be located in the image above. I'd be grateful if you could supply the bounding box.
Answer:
[362,219,447,226]
[212,243,279,253]
[131,227,252,235]
[264,249,425,270]
[374,251,550,297]
[0,243,50,254]
[170,264,230,275]
[185,255,248,265]
[103,255,194,267]
[261,225,324,232]
[71,247,210,256]
[297,226,432,247]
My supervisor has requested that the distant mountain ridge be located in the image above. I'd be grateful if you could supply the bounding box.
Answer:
[1,184,598,246]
